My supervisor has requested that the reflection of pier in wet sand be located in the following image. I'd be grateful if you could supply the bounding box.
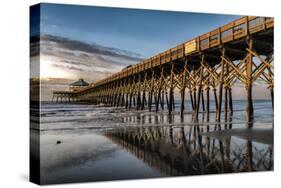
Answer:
[105,112,273,175]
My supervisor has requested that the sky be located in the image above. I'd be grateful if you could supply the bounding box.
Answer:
[29,3,271,100]
[37,3,240,57]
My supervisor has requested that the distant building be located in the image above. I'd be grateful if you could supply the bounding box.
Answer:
[69,78,89,91]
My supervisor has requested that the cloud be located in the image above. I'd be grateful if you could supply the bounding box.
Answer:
[38,35,143,61]
[30,34,144,100]
[30,34,144,78]
[51,64,85,72]
[59,59,92,67]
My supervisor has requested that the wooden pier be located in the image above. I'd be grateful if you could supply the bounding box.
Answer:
[53,16,274,127]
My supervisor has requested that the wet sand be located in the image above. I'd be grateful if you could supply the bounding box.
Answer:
[36,129,163,184]
[201,128,273,145]
[31,101,274,184]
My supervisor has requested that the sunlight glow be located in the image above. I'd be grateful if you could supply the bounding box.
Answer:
[40,58,72,79]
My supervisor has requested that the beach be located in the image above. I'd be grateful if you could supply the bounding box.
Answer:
[31,100,273,184]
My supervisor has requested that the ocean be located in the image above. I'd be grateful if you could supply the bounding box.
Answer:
[31,100,273,184]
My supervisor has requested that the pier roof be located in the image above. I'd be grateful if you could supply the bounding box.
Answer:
[70,79,89,87]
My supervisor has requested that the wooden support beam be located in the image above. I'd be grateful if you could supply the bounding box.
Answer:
[180,61,188,116]
[133,94,136,107]
[149,70,155,112]
[228,87,233,113]
[155,89,160,112]
[206,80,210,122]
[201,90,205,112]
[217,48,225,122]
[224,62,229,126]
[129,92,133,109]
[144,91,147,106]
[160,90,164,111]
[116,93,120,107]
[125,92,129,109]
[267,66,274,111]
[141,73,147,110]
[270,85,274,110]
[154,92,158,109]
[121,91,125,106]
[224,87,228,127]
[156,68,164,112]
[180,87,185,116]
[193,87,197,113]
[189,90,194,111]
[137,75,141,110]
[141,91,146,110]
[172,91,175,111]
[168,64,174,115]
[246,39,254,128]
[195,55,205,121]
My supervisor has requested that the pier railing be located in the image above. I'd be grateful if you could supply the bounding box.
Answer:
[91,16,273,86]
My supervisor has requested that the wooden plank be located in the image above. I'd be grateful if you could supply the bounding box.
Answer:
[233,23,247,39]
[177,44,184,58]
[234,17,247,26]
[184,39,197,54]
[171,47,178,60]
[165,50,171,63]
[143,59,148,69]
[248,16,257,21]
[200,37,209,50]
[210,29,220,47]
[221,28,233,43]
[156,55,160,66]
[199,33,210,40]
[266,17,274,28]
[160,53,165,64]
[221,22,234,32]
[249,17,265,34]
[151,56,156,67]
